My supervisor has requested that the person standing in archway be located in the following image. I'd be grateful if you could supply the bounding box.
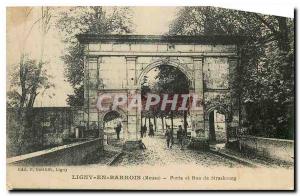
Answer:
[115,121,122,140]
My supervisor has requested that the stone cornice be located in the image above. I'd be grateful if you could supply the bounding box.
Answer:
[86,51,238,58]
[77,34,247,45]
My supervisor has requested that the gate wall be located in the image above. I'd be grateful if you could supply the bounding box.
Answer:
[78,34,242,145]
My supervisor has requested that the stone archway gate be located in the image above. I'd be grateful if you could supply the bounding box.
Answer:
[77,34,244,149]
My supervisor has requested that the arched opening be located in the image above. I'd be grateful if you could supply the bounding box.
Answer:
[209,110,227,143]
[137,60,193,88]
[138,61,193,149]
[103,110,125,141]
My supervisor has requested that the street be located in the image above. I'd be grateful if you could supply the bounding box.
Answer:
[114,134,243,167]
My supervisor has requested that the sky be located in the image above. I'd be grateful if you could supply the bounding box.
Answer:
[132,7,178,35]
[7,7,178,107]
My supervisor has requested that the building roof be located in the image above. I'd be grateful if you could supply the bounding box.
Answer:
[77,34,247,45]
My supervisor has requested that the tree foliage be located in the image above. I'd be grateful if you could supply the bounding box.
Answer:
[170,7,294,139]
[57,7,134,106]
[7,7,54,155]
[155,65,190,122]
[140,65,190,131]
[155,65,190,94]
[7,7,53,110]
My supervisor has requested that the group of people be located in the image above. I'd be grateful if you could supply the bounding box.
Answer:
[141,123,186,149]
[141,123,155,138]
[120,122,186,149]
[165,125,186,149]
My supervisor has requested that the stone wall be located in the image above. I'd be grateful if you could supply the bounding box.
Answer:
[7,107,85,157]
[239,136,294,163]
[7,138,103,166]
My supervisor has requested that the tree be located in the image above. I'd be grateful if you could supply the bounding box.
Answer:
[7,7,53,111]
[8,58,53,109]
[155,65,190,132]
[7,7,54,155]
[169,7,294,139]
[57,7,133,106]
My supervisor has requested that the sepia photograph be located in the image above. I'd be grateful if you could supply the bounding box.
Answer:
[5,3,295,190]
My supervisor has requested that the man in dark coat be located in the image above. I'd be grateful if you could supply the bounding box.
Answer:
[115,122,122,140]
[177,125,184,149]
[165,125,174,148]
[142,124,147,137]
[148,123,154,137]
